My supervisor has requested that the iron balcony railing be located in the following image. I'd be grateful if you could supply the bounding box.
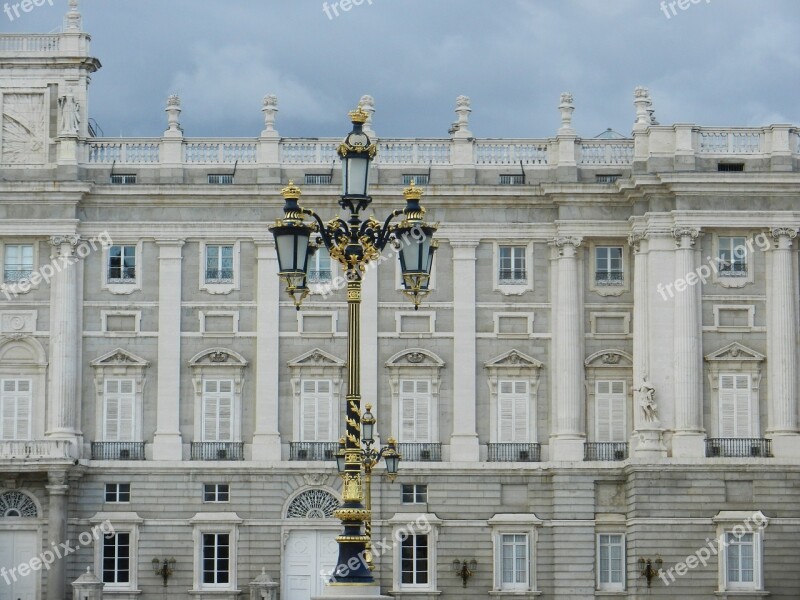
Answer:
[306,269,332,284]
[91,442,145,461]
[498,269,527,284]
[584,442,629,461]
[398,443,442,462]
[289,442,339,461]
[190,442,244,461]
[706,438,772,458]
[4,267,33,283]
[487,443,542,462]
[205,269,234,283]
[595,271,624,285]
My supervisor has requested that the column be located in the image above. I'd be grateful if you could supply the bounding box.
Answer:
[629,233,666,457]
[449,240,479,461]
[767,227,800,457]
[549,236,585,461]
[671,227,705,457]
[46,235,81,442]
[152,240,184,460]
[252,241,282,460]
[46,470,69,600]
[361,261,379,442]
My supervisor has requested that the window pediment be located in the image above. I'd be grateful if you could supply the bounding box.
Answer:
[188,348,248,368]
[91,348,149,369]
[386,348,445,369]
[287,348,345,369]
[705,342,765,363]
[585,350,632,368]
[485,350,543,371]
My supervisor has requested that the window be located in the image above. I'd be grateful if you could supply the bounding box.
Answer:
[400,380,432,443]
[203,484,230,503]
[103,378,135,442]
[402,174,429,185]
[0,379,31,440]
[726,532,754,586]
[597,534,625,591]
[401,534,429,586]
[500,533,529,590]
[498,246,527,284]
[498,380,530,443]
[595,380,626,442]
[595,247,623,285]
[719,374,752,438]
[205,245,234,283]
[402,484,427,504]
[718,163,744,172]
[102,532,130,586]
[105,483,131,503]
[202,533,230,586]
[110,174,137,185]
[208,174,233,185]
[202,380,234,442]
[300,380,333,442]
[308,248,332,284]
[4,244,33,283]
[489,513,542,594]
[108,245,136,283]
[718,236,747,276]
[713,511,767,593]
[304,174,332,185]
[596,174,621,184]
[500,174,524,185]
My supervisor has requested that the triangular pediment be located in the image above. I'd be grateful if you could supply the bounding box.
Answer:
[386,348,445,368]
[90,348,149,368]
[485,349,543,369]
[288,348,345,368]
[705,342,764,362]
[189,348,248,367]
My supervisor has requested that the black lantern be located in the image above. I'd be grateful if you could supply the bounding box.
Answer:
[395,181,438,308]
[338,106,376,200]
[335,438,346,474]
[269,181,314,307]
[383,438,400,478]
[361,405,376,444]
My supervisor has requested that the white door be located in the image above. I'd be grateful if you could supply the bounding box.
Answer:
[0,530,38,600]
[284,530,339,600]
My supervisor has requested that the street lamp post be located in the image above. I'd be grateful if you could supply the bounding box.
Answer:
[270,105,437,587]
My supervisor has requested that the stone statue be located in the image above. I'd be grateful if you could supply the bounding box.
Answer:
[58,90,80,135]
[638,376,658,423]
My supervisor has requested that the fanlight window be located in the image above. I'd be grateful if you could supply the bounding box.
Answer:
[286,489,338,519]
[0,491,38,518]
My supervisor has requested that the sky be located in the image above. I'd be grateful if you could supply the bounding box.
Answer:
[3,0,800,139]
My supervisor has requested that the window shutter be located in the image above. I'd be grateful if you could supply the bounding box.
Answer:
[734,375,752,437]
[203,394,219,441]
[610,381,626,442]
[202,379,234,442]
[498,381,529,443]
[400,380,431,442]
[217,394,232,442]
[300,380,332,441]
[596,381,625,442]
[1,379,32,440]
[719,375,737,437]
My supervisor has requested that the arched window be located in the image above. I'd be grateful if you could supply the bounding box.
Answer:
[0,491,38,518]
[286,489,339,519]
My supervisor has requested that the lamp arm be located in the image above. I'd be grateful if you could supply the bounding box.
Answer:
[374,209,404,250]
[302,209,343,251]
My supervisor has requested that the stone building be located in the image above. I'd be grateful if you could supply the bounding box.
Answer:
[0,5,799,600]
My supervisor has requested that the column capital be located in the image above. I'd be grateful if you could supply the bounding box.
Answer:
[447,237,480,249]
[628,231,647,252]
[551,236,583,257]
[672,227,700,247]
[48,234,80,248]
[46,470,70,494]
[770,227,798,245]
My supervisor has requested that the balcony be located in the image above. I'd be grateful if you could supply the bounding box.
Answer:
[584,442,629,461]
[190,442,244,461]
[91,442,145,461]
[487,443,541,462]
[0,440,73,460]
[398,443,442,462]
[706,438,772,458]
[289,442,338,461]
[595,271,624,286]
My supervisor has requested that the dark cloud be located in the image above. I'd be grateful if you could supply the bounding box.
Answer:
[6,0,800,138]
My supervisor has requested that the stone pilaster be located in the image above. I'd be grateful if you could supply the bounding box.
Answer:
[449,239,479,461]
[549,236,585,460]
[152,240,184,460]
[46,471,69,600]
[671,227,705,457]
[767,227,800,457]
[46,235,81,443]
[252,241,282,460]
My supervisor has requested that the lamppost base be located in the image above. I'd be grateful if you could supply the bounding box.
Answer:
[313,583,392,599]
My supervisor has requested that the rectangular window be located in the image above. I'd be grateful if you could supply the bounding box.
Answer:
[595,380,626,442]
[108,245,136,283]
[498,380,529,443]
[401,534,429,586]
[726,532,754,586]
[307,248,332,284]
[208,174,233,185]
[300,380,333,442]
[596,174,621,184]
[304,174,332,185]
[105,483,131,503]
[203,484,230,503]
[595,247,623,285]
[205,245,234,283]
[402,174,429,185]
[719,374,752,438]
[718,236,747,276]
[400,380,431,443]
[102,532,131,585]
[202,533,230,586]
[4,244,34,283]
[498,246,527,284]
[401,484,427,504]
[718,163,744,172]
[110,174,137,185]
[0,379,31,440]
[499,174,525,185]
[103,378,135,442]
[597,534,624,590]
[500,533,529,589]
[202,380,234,442]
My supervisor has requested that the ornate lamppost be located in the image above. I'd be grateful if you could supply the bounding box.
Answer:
[270,105,437,586]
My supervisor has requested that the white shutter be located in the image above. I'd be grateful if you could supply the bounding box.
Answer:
[498,380,529,443]
[202,379,234,442]
[596,381,625,442]
[104,378,135,441]
[1,379,32,440]
[719,375,737,437]
[300,380,332,441]
[400,380,431,442]
[734,375,752,438]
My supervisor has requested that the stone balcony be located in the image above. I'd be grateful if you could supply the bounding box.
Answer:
[0,440,74,461]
